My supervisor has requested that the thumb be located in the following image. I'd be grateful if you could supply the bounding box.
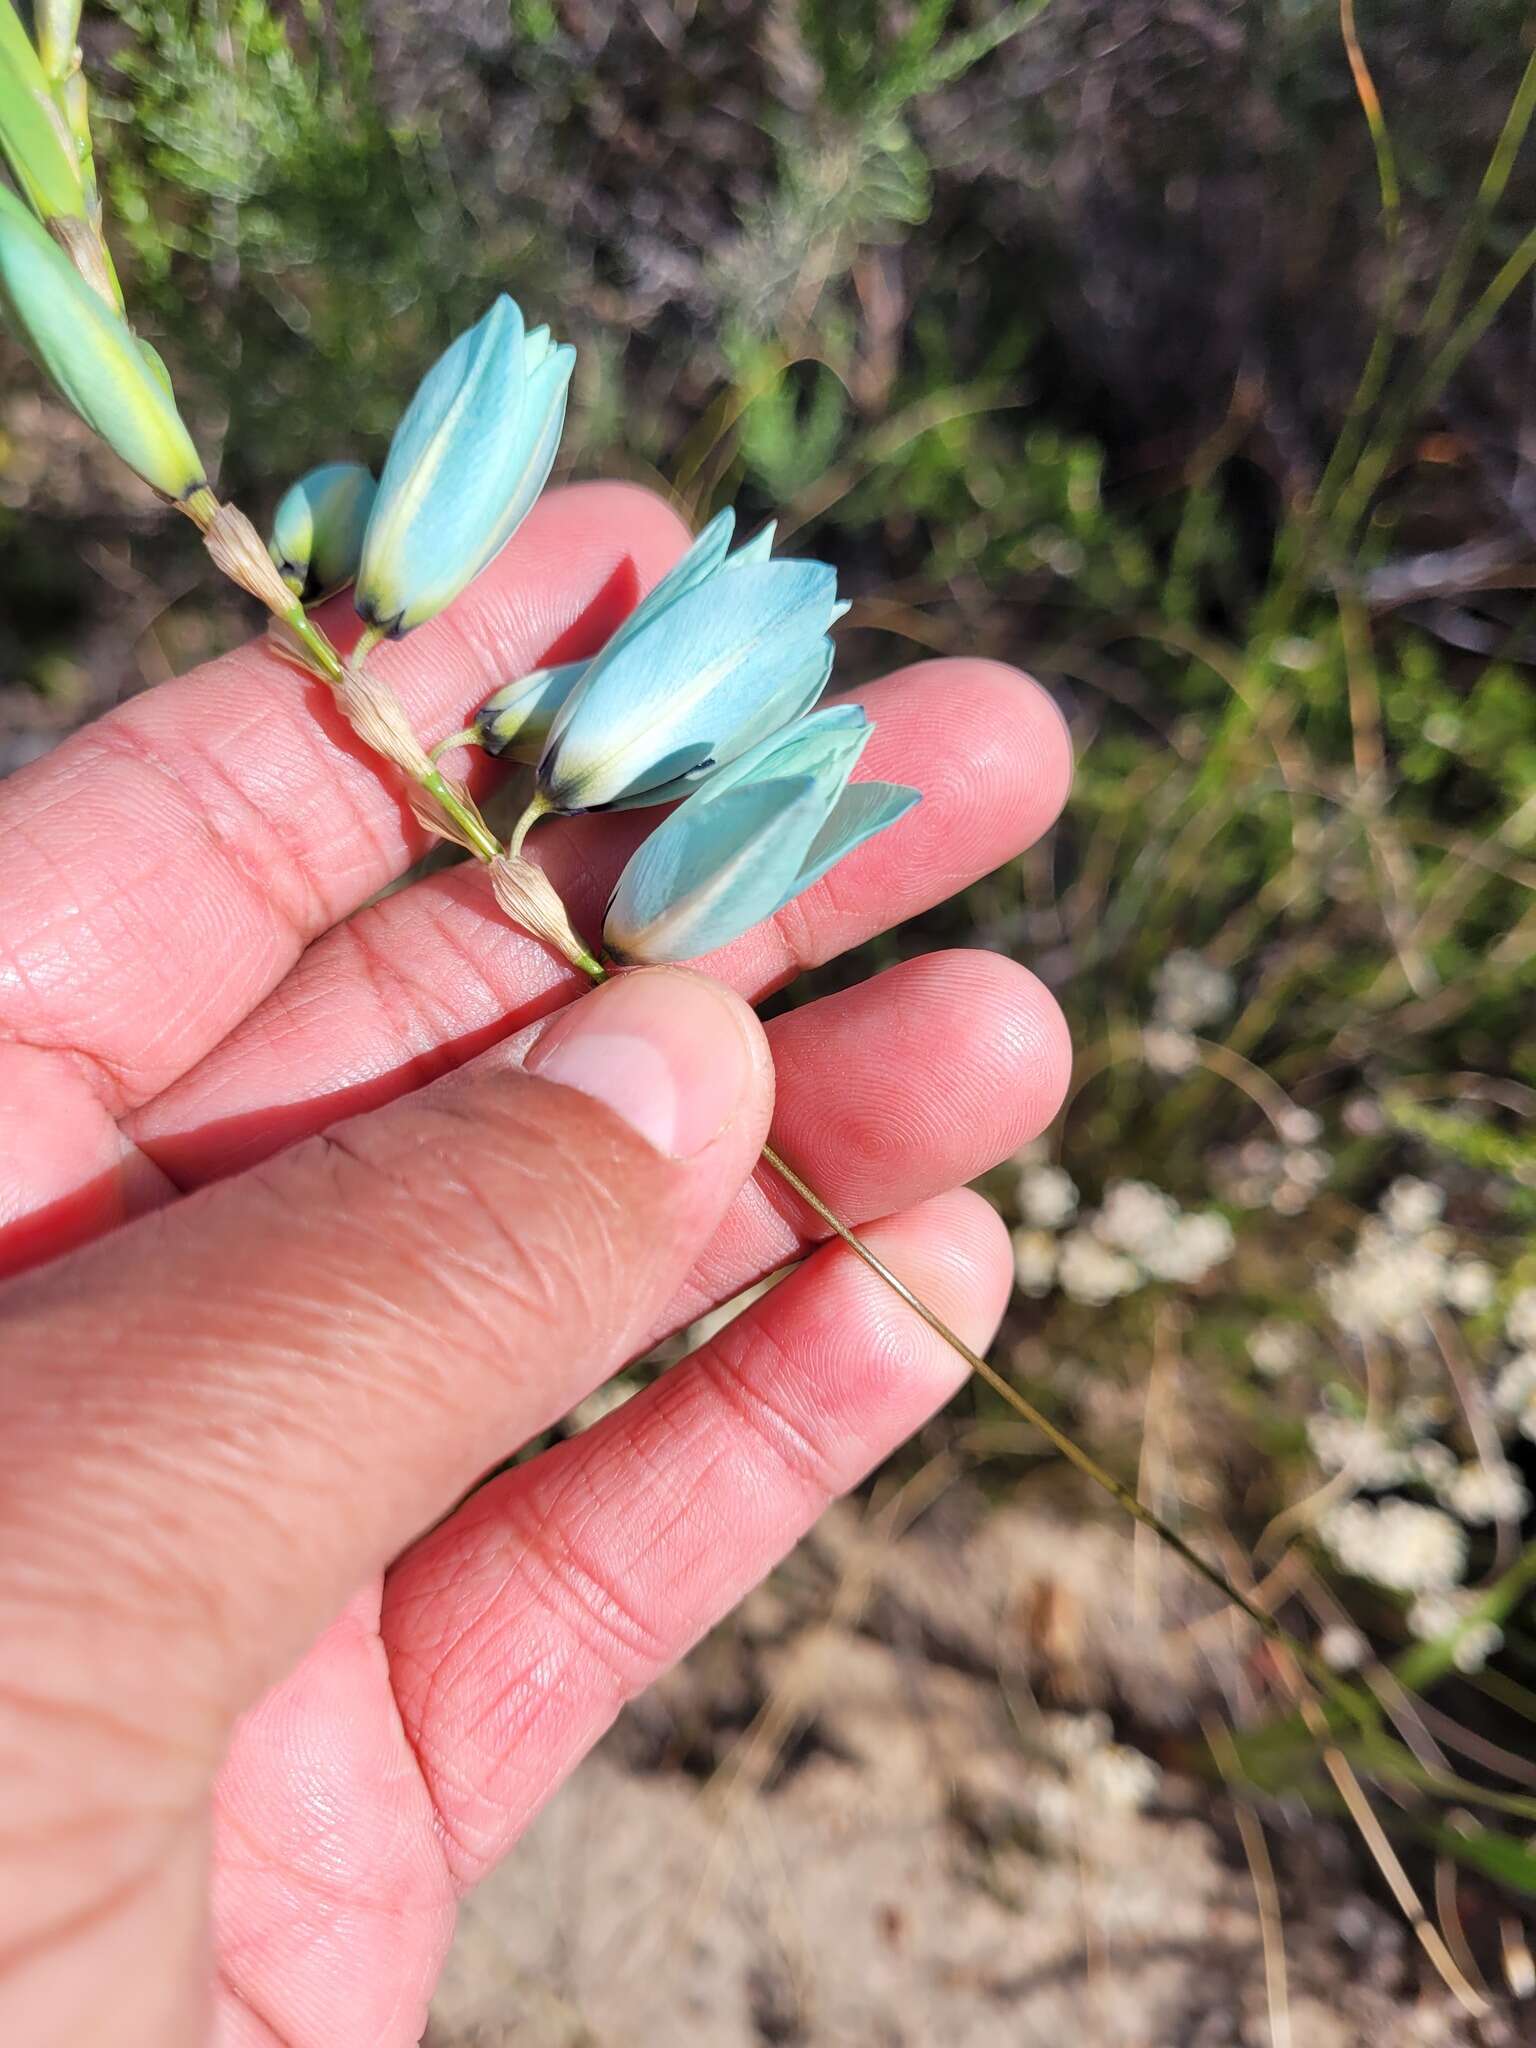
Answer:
[0,967,773,1737]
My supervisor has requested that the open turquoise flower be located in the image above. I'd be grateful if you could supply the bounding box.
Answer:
[269,462,376,602]
[354,296,574,636]
[603,705,919,964]
[533,507,845,814]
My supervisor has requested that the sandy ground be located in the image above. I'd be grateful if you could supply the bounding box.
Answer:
[423,1495,1521,2047]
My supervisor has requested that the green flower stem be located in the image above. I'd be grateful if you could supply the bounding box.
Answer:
[429,726,481,764]
[508,788,553,860]
[421,764,502,864]
[284,608,345,687]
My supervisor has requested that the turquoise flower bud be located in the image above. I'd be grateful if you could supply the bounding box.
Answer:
[603,706,919,965]
[268,462,377,602]
[0,0,87,228]
[534,507,846,814]
[471,658,589,763]
[0,184,204,502]
[354,296,575,636]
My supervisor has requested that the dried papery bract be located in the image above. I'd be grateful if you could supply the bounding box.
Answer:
[489,854,601,975]
[336,659,435,782]
[202,501,309,619]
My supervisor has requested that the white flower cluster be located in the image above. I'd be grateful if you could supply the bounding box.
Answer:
[1012,1172,1234,1304]
[1507,1286,1536,1348]
[1439,1458,1530,1525]
[1247,1318,1309,1378]
[1152,950,1234,1032]
[1309,1399,1529,1524]
[1016,1162,1078,1229]
[1320,1497,1468,1596]
[1027,1711,1161,1843]
[1321,1176,1496,1342]
[1494,1348,1536,1444]
[1306,1412,1422,1489]
[1140,950,1237,1075]
[1406,1589,1504,1674]
[1211,1136,1332,1215]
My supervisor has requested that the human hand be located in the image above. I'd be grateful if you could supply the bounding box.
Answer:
[0,484,1072,2047]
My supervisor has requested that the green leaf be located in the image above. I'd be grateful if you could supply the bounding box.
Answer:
[1425,1820,1536,1898]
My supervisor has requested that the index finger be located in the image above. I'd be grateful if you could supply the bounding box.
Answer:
[0,482,689,1116]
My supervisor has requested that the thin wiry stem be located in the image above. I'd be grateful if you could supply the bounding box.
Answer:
[760,1140,1371,1728]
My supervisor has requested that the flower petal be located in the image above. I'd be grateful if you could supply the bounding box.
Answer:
[786,780,922,902]
[540,556,841,809]
[473,659,589,761]
[355,295,574,633]
[268,462,376,602]
[603,774,826,964]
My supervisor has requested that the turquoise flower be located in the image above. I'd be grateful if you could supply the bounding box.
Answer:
[268,462,376,602]
[603,705,918,964]
[472,658,589,764]
[354,296,574,636]
[0,185,204,503]
[532,507,845,814]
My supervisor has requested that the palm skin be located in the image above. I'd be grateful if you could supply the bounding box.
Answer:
[0,483,1071,2047]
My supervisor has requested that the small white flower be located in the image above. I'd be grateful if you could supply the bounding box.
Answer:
[1057,1230,1143,1306]
[1247,1319,1307,1378]
[1319,1623,1368,1672]
[1408,1439,1456,1486]
[1017,1163,1078,1230]
[1343,1095,1385,1137]
[1139,1209,1234,1285]
[1143,1025,1200,1075]
[1441,1460,1530,1526]
[1272,635,1320,672]
[1493,1351,1536,1418]
[1094,1180,1180,1258]
[1012,1227,1058,1298]
[1079,1744,1160,1812]
[1152,950,1234,1032]
[1443,1258,1495,1315]
[1322,1225,1448,1341]
[1381,1175,1445,1237]
[1286,1148,1332,1191]
[1307,1413,1414,1488]
[1276,1105,1323,1146]
[1407,1589,1503,1674]
[1321,1498,1467,1595]
[1506,1288,1536,1349]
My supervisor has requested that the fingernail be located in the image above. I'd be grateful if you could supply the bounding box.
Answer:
[525,970,758,1159]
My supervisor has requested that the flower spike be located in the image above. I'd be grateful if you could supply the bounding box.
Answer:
[354,296,575,636]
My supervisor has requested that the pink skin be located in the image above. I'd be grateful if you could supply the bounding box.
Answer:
[0,483,1073,2047]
